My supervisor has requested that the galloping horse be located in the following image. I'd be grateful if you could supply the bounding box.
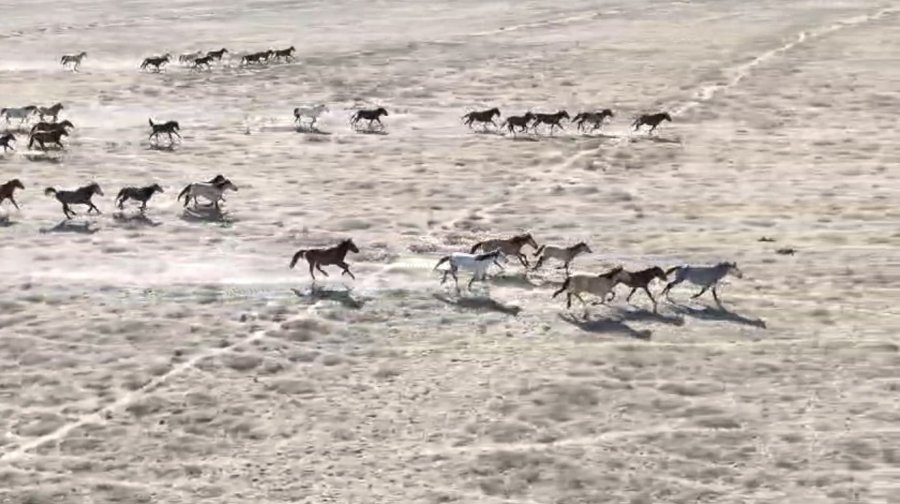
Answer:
[37,103,64,122]
[573,109,614,132]
[619,266,669,312]
[470,233,540,268]
[434,249,508,292]
[661,262,742,305]
[140,54,171,72]
[532,241,592,273]
[289,239,360,281]
[60,52,87,71]
[273,46,296,62]
[0,179,24,209]
[28,129,68,150]
[45,182,104,219]
[148,119,181,144]
[350,107,389,131]
[462,108,501,130]
[293,104,328,129]
[0,133,15,152]
[116,183,165,212]
[552,266,629,317]
[531,111,569,135]
[501,112,535,135]
[177,177,237,210]
[31,119,74,135]
[1,106,37,126]
[632,112,672,134]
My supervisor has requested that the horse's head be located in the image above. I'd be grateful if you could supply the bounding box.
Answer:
[3,132,15,140]
[343,239,360,253]
[221,48,228,54]
[9,179,24,190]
[60,119,74,129]
[58,129,70,137]
[377,107,389,117]
[288,46,296,52]
[53,103,64,110]
[523,112,535,120]
[88,182,104,196]
[602,109,614,117]
[725,261,743,279]
[490,108,501,117]
[220,179,238,192]
[650,266,667,281]
[520,233,539,250]
[574,242,592,254]
[151,183,164,194]
[163,53,172,61]
[80,51,87,57]
[559,110,570,120]
[663,112,672,122]
[208,174,227,185]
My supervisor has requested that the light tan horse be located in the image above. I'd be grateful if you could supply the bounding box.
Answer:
[532,241,591,273]
[469,233,539,268]
[552,266,629,317]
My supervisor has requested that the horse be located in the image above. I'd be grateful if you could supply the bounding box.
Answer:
[350,107,388,130]
[293,104,328,128]
[469,233,540,268]
[501,112,534,135]
[28,129,68,150]
[205,48,228,61]
[0,133,15,152]
[552,266,629,316]
[60,51,87,71]
[37,103,64,122]
[179,51,203,65]
[241,51,272,65]
[191,55,214,71]
[632,112,672,134]
[532,241,591,273]
[148,119,181,144]
[0,179,24,210]
[116,183,164,212]
[31,119,74,135]
[661,262,743,305]
[45,182,103,219]
[573,109,614,132]
[1,106,37,126]
[289,238,359,281]
[433,249,508,292]
[140,54,171,72]
[531,111,569,135]
[273,46,296,62]
[619,266,669,312]
[462,108,501,130]
[177,177,237,209]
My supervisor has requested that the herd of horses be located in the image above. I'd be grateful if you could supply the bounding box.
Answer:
[58,46,298,74]
[462,107,672,136]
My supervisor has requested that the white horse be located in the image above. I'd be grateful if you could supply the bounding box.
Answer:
[552,266,629,317]
[177,178,238,210]
[433,249,508,292]
[293,104,328,129]
[37,103,64,122]
[532,241,592,272]
[60,52,87,71]
[661,262,743,305]
[179,51,203,65]
[1,106,37,125]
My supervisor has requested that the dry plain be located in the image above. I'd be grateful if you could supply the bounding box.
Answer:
[0,0,899,503]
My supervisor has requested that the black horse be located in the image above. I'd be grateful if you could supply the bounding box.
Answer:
[501,112,535,135]
[350,107,389,131]
[45,182,103,219]
[632,112,672,134]
[149,119,181,144]
[116,183,165,212]
[462,108,500,130]
[140,54,171,72]
[0,133,15,152]
[531,111,569,135]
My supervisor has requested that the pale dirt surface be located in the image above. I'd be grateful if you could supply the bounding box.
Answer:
[1,0,899,503]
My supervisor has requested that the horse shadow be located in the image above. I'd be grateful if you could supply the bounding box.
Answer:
[291,285,366,309]
[354,128,389,136]
[608,305,685,326]
[179,205,232,224]
[0,215,15,227]
[432,293,521,316]
[557,313,652,340]
[490,272,543,290]
[295,125,331,135]
[148,143,177,152]
[472,129,504,136]
[667,302,767,329]
[631,135,681,145]
[507,135,539,142]
[39,219,99,234]
[112,211,161,227]
[24,153,63,163]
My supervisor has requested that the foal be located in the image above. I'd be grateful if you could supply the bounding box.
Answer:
[532,241,591,273]
[552,266,629,316]
[434,249,507,292]
[501,112,534,135]
[37,103,64,122]
[619,266,668,312]
[289,238,360,281]
[60,51,87,71]
[0,133,15,152]
[177,177,237,210]
[462,108,500,130]
[116,183,164,212]
[28,129,68,150]
[149,119,181,144]
[661,262,743,305]
[0,179,24,210]
[45,182,103,219]
[470,233,539,268]
[140,54,171,72]
[350,108,389,130]
[531,111,569,134]
[31,119,74,135]
[632,112,672,134]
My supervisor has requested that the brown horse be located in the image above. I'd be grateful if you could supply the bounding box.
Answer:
[0,179,24,209]
[620,266,669,311]
[501,112,534,135]
[0,133,15,152]
[28,129,68,150]
[632,112,671,134]
[470,233,540,268]
[289,239,360,281]
[462,108,500,130]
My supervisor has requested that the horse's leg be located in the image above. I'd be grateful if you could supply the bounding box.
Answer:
[626,287,637,302]
[712,285,722,306]
[316,264,330,277]
[308,262,317,281]
[517,253,529,268]
[338,261,355,279]
[643,287,657,311]
[691,285,709,299]
[565,293,572,309]
[89,201,101,214]
[533,257,544,270]
[467,275,476,291]
[63,203,75,218]
[10,196,19,210]
[662,279,680,300]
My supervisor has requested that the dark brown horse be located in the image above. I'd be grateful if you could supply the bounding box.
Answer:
[620,266,669,311]
[350,107,388,131]
[31,119,74,135]
[632,112,672,134]
[273,46,296,62]
[501,112,535,135]
[45,182,103,219]
[470,233,540,268]
[116,183,164,212]
[573,109,614,132]
[192,55,214,71]
[140,53,171,72]
[289,239,360,281]
[531,111,569,135]
[0,179,24,209]
[0,133,15,152]
[149,118,181,144]
[462,108,500,130]
[28,129,68,150]
[205,48,228,61]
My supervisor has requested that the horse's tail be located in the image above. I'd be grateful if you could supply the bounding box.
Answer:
[28,135,36,149]
[60,55,66,63]
[115,188,127,204]
[433,255,450,271]
[148,118,155,128]
[533,244,545,257]
[469,241,484,254]
[289,250,306,269]
[552,275,570,298]
[665,265,681,277]
[44,187,57,197]
[176,184,191,202]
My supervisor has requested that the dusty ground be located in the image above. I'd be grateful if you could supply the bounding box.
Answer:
[1,0,899,502]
